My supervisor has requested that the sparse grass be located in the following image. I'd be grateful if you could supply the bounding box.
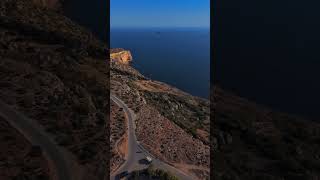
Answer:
[141,91,209,142]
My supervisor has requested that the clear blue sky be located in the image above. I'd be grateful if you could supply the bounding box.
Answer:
[111,0,210,28]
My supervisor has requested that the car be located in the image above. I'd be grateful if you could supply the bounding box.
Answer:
[146,156,152,163]
[117,171,129,179]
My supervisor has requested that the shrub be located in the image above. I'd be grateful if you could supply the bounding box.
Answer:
[130,166,179,179]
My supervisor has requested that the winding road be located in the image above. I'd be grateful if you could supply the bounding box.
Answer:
[0,100,73,180]
[0,94,196,180]
[110,95,195,180]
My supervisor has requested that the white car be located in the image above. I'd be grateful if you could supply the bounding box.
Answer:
[146,156,152,163]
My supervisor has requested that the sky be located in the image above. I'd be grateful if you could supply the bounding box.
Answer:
[111,0,210,28]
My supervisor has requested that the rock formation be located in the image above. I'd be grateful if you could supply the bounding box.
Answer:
[110,48,133,64]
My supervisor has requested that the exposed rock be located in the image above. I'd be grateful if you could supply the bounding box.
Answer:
[110,48,133,64]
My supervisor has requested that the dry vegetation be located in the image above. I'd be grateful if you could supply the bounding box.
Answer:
[0,1,108,179]
[111,60,210,179]
[110,101,127,173]
[135,105,210,178]
[213,86,320,180]
[0,116,50,180]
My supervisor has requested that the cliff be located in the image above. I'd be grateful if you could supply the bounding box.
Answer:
[110,48,133,64]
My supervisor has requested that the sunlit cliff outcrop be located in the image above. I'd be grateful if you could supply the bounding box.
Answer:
[110,48,133,64]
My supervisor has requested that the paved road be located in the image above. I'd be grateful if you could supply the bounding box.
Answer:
[110,95,195,180]
[0,100,72,180]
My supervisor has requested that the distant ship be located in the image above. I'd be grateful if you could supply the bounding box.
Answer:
[154,31,161,38]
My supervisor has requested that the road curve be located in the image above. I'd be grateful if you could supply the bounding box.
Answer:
[110,95,195,180]
[0,100,72,180]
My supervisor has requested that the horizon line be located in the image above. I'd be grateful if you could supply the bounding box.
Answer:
[110,26,210,29]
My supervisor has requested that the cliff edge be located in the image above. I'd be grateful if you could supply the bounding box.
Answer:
[110,48,133,64]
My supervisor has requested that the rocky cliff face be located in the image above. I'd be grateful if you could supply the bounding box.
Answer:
[110,48,132,64]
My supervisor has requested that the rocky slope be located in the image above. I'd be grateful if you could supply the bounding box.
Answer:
[110,101,127,173]
[212,86,320,180]
[0,116,50,180]
[0,1,108,179]
[110,52,210,179]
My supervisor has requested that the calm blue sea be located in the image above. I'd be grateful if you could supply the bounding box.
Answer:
[111,28,210,99]
[215,0,320,120]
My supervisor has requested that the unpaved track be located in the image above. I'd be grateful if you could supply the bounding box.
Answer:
[0,100,73,180]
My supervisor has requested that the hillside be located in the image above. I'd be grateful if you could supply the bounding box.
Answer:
[110,101,127,173]
[111,48,320,180]
[212,86,320,180]
[0,116,50,180]
[110,53,210,179]
[0,1,108,180]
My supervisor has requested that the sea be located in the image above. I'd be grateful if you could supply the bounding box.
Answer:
[63,1,210,99]
[214,0,320,120]
[111,27,210,99]
[62,0,320,120]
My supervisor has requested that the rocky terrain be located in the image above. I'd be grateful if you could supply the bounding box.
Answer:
[110,48,133,64]
[0,0,108,179]
[111,46,320,180]
[212,86,320,180]
[110,55,210,179]
[0,116,50,180]
[110,101,127,173]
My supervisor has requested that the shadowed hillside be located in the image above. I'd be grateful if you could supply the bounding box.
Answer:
[212,86,320,180]
[0,0,109,179]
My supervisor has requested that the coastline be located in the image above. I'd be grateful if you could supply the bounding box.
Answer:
[110,28,210,99]
[110,48,209,100]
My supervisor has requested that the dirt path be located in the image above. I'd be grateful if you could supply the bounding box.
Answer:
[0,100,75,180]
